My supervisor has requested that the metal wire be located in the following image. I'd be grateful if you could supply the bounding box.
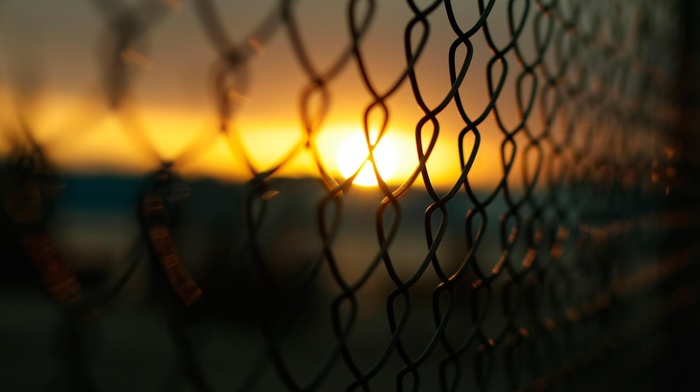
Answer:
[0,0,697,391]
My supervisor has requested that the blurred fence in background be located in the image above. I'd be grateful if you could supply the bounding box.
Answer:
[0,0,698,390]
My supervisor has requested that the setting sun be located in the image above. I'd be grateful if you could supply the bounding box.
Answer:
[337,131,398,186]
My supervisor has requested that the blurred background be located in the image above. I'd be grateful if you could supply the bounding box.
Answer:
[0,0,698,390]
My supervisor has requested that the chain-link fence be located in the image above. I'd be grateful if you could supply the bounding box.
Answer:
[0,0,698,390]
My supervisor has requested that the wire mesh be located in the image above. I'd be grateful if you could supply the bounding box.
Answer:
[0,0,697,391]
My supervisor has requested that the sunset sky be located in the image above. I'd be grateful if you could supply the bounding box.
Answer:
[0,0,541,189]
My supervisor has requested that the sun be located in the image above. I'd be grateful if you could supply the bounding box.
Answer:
[337,131,398,186]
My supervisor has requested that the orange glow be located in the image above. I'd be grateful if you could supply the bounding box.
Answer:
[0,1,529,193]
[337,131,398,187]
[1,91,505,190]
